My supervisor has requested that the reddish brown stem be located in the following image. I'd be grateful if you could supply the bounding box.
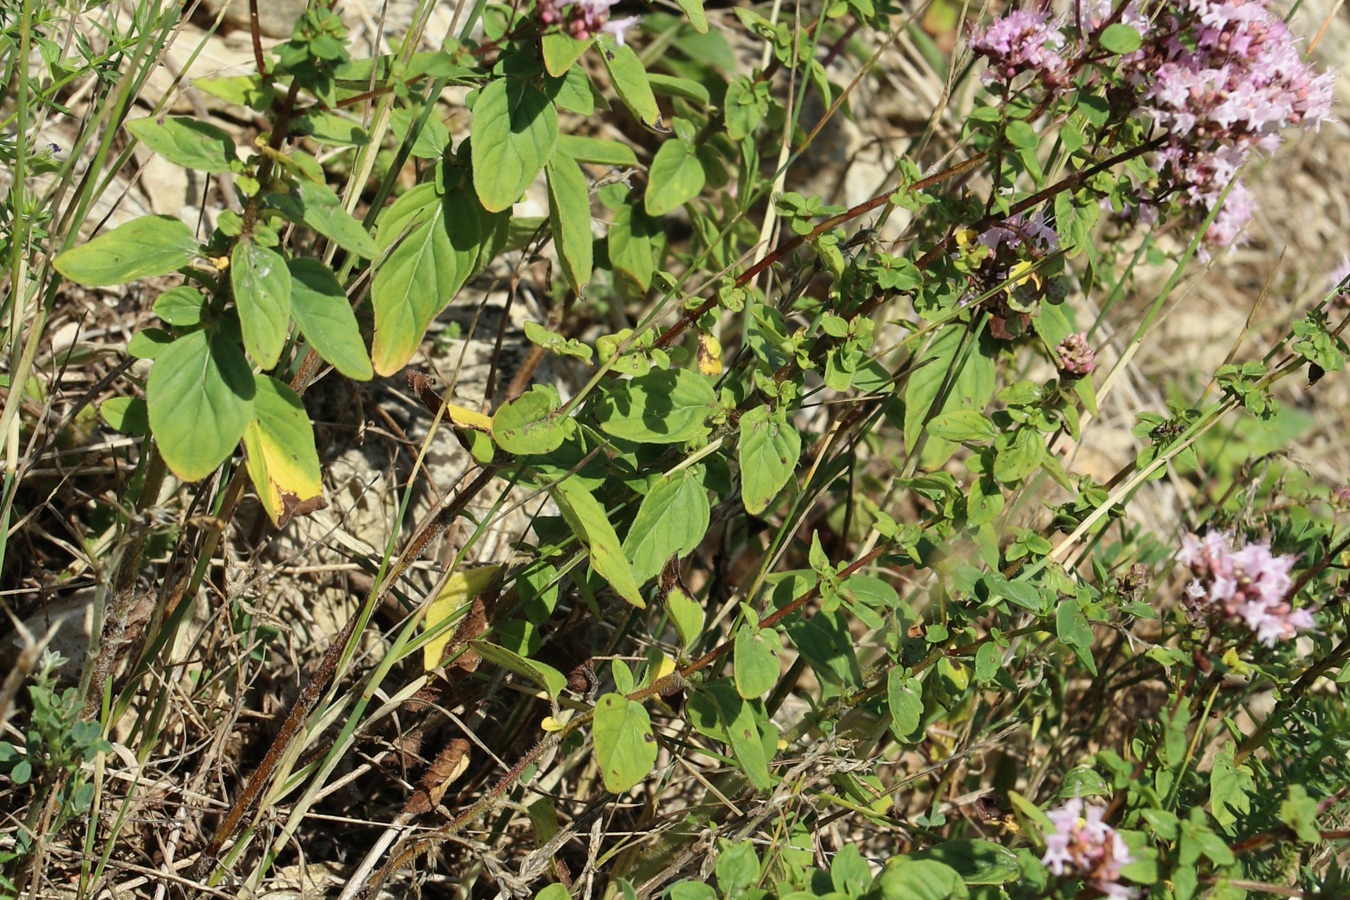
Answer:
[653,152,991,351]
[248,0,268,78]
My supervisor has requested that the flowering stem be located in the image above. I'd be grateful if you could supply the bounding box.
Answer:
[908,134,1167,277]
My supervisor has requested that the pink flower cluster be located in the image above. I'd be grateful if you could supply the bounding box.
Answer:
[967,9,1070,91]
[537,0,639,45]
[966,0,1335,256]
[1145,0,1335,253]
[1178,530,1315,647]
[976,212,1059,257]
[1328,255,1350,307]
[1056,332,1095,376]
[1041,798,1138,899]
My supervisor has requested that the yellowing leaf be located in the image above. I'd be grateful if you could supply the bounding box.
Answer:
[1008,260,1040,288]
[423,565,502,671]
[697,332,723,376]
[650,653,677,683]
[445,402,493,433]
[242,376,324,527]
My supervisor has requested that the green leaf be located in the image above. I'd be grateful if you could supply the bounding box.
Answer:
[925,409,995,443]
[715,841,760,895]
[536,885,571,900]
[733,625,779,699]
[985,574,1045,613]
[599,36,659,125]
[287,258,373,380]
[974,642,1000,684]
[524,321,594,361]
[832,844,871,894]
[232,237,292,369]
[622,467,710,584]
[903,325,995,464]
[542,32,589,77]
[1178,814,1233,872]
[843,574,900,610]
[1051,191,1098,258]
[1055,599,1093,649]
[127,328,173,359]
[1279,785,1322,844]
[738,405,801,515]
[551,64,595,115]
[153,286,206,327]
[1005,120,1038,150]
[647,73,711,105]
[470,639,568,700]
[966,475,1003,528]
[596,369,718,445]
[672,0,707,32]
[242,376,325,526]
[518,561,562,630]
[1055,599,1096,675]
[593,693,658,793]
[125,115,237,173]
[1160,699,1191,769]
[146,330,255,481]
[908,840,1020,885]
[557,134,638,167]
[666,584,704,652]
[887,668,923,741]
[992,427,1044,483]
[492,384,567,455]
[371,180,503,375]
[784,606,863,702]
[608,201,661,292]
[54,215,198,287]
[611,659,635,695]
[874,858,969,900]
[268,178,378,259]
[704,680,774,792]
[723,76,768,141]
[1057,766,1110,801]
[471,79,558,213]
[99,397,149,436]
[193,74,275,111]
[551,478,646,608]
[388,104,451,159]
[645,139,705,216]
[294,111,369,146]
[1209,744,1253,831]
[1098,23,1142,54]
[546,152,593,294]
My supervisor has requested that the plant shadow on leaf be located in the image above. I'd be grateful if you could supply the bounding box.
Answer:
[595,369,717,444]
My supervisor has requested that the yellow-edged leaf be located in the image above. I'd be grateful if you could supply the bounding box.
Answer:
[445,402,493,433]
[424,565,503,670]
[242,376,324,526]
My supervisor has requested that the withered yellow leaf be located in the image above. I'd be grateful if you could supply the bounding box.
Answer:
[243,376,326,527]
[444,402,493,433]
[423,565,502,671]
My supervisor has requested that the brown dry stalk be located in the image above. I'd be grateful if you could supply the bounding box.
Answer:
[188,462,499,887]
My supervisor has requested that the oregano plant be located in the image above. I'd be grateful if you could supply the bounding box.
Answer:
[5,0,1347,895]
